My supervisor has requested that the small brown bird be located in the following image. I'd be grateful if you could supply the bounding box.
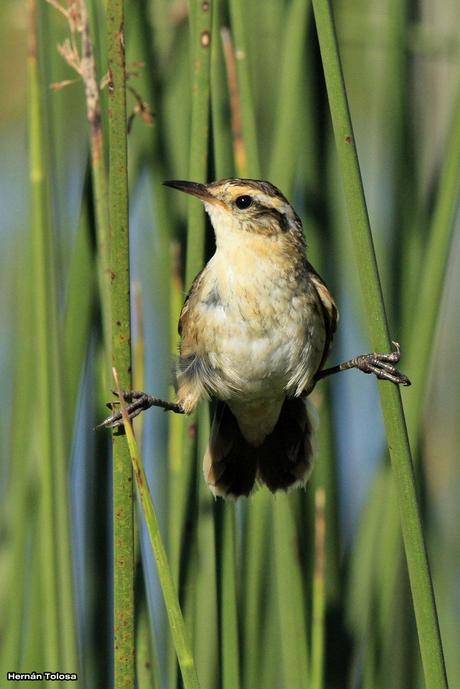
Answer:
[101,178,410,499]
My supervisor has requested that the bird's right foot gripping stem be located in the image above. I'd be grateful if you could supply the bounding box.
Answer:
[95,390,185,430]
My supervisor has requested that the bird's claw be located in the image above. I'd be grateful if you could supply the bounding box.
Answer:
[95,391,186,430]
[95,391,154,430]
[355,342,411,386]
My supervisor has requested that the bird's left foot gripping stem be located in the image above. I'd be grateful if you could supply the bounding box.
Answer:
[95,391,185,430]
[316,341,411,386]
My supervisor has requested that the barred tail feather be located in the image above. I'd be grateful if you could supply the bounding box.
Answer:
[257,397,314,492]
[203,402,258,499]
[204,398,314,499]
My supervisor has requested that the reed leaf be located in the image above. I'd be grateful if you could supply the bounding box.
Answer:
[311,1,449,687]
[107,0,135,685]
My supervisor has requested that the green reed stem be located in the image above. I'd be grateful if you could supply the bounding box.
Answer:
[116,379,202,689]
[28,0,79,680]
[107,0,135,685]
[179,0,213,514]
[312,1,449,688]
[211,0,234,178]
[274,496,310,689]
[194,406,218,689]
[64,187,96,409]
[228,0,260,177]
[311,489,326,689]
[0,251,36,677]
[211,29,240,687]
[185,0,213,283]
[136,595,160,689]
[217,503,241,689]
[268,0,311,192]
[80,0,112,357]
[165,4,213,685]
[404,82,460,442]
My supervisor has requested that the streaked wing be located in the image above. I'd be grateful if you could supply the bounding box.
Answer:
[178,268,205,337]
[307,263,338,372]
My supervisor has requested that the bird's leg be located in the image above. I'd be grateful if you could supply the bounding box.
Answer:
[95,390,185,430]
[315,341,411,387]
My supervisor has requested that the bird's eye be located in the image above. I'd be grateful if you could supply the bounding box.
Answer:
[235,195,253,210]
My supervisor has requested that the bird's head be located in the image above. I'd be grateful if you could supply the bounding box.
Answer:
[163,178,304,247]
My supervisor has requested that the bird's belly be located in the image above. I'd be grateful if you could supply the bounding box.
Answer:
[203,294,325,400]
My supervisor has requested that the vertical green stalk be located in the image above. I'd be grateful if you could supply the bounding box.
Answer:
[175,4,213,675]
[0,253,36,677]
[217,11,267,689]
[117,386,201,689]
[194,405,218,689]
[273,496,309,689]
[136,595,160,689]
[28,0,78,680]
[210,0,234,179]
[64,189,96,410]
[241,493,271,689]
[268,7,317,683]
[217,503,241,689]
[404,82,460,442]
[211,20,240,688]
[311,2,449,688]
[268,0,311,192]
[185,0,213,282]
[107,0,135,685]
[228,0,260,177]
[311,489,326,689]
[80,0,112,356]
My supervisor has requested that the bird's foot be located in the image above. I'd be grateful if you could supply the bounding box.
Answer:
[95,390,185,430]
[346,342,411,386]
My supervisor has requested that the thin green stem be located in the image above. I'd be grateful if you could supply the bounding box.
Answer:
[0,254,36,677]
[217,503,241,689]
[28,0,78,680]
[311,489,326,689]
[274,496,309,689]
[194,405,218,688]
[107,0,135,685]
[185,0,213,283]
[311,1,449,688]
[136,595,160,689]
[169,8,214,680]
[404,82,460,443]
[228,0,260,177]
[268,0,311,192]
[211,1,234,179]
[116,378,202,689]
[241,493,271,689]
[80,0,112,358]
[211,24,240,687]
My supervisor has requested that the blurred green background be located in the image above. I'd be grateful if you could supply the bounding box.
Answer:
[0,0,459,687]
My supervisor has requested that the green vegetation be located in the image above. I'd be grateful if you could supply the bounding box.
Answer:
[0,0,458,687]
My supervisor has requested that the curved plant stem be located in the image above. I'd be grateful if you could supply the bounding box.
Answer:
[311,1,449,688]
[115,373,202,689]
[107,0,135,686]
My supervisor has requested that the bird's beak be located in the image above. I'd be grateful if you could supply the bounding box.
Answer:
[163,180,225,208]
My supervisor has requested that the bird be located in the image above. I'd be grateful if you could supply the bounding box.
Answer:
[99,178,410,499]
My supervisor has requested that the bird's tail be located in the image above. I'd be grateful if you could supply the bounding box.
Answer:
[203,398,315,499]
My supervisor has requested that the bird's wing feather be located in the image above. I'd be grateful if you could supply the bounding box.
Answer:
[307,264,338,372]
[178,268,205,337]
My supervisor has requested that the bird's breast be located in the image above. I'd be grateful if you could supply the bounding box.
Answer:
[193,248,325,399]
